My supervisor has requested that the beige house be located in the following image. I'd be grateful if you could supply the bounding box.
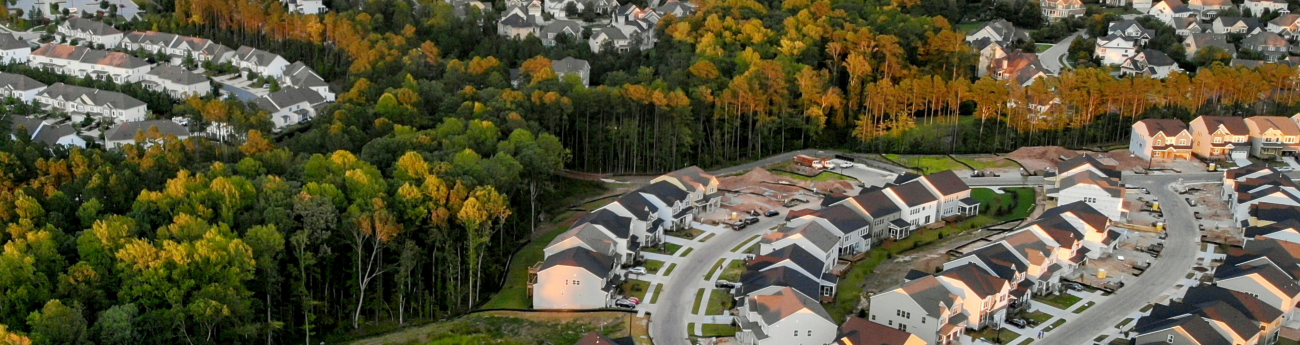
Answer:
[1245,116,1300,158]
[1130,118,1193,160]
[1041,0,1086,20]
[1190,115,1251,161]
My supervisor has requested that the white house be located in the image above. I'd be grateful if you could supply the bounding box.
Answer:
[1129,118,1193,160]
[1148,0,1193,25]
[8,115,86,147]
[1212,17,1264,34]
[1119,50,1182,79]
[734,287,838,345]
[1245,0,1290,16]
[1041,0,1085,20]
[498,3,543,39]
[0,72,47,102]
[1133,0,1154,12]
[551,56,591,87]
[893,171,980,220]
[0,33,31,64]
[282,0,327,14]
[57,18,123,48]
[868,275,967,345]
[102,119,190,148]
[29,43,151,83]
[122,31,235,64]
[255,87,325,130]
[531,247,619,309]
[538,20,582,47]
[1189,0,1236,20]
[282,61,334,102]
[1095,34,1138,65]
[141,64,210,98]
[231,46,291,78]
[34,83,147,123]
[1045,155,1128,222]
[1038,202,1121,259]
[544,0,619,18]
[759,220,841,265]
[1268,14,1300,39]
[589,26,632,53]
[1108,20,1155,45]
[883,180,941,237]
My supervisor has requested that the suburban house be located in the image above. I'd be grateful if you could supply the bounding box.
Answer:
[1212,17,1265,34]
[1108,20,1155,45]
[1190,115,1251,161]
[733,287,838,345]
[883,181,941,236]
[255,87,326,129]
[1045,155,1128,222]
[102,119,190,148]
[1224,163,1282,200]
[543,222,627,270]
[1215,249,1300,329]
[868,275,967,345]
[785,206,872,257]
[840,189,905,243]
[892,171,980,220]
[1130,118,1193,160]
[141,64,210,98]
[57,18,124,48]
[1242,32,1291,61]
[231,46,291,78]
[0,72,48,102]
[1119,50,1182,79]
[1037,202,1121,259]
[499,4,543,39]
[34,83,148,123]
[8,115,86,147]
[947,226,1067,300]
[551,56,591,87]
[0,33,31,64]
[833,317,927,345]
[1248,202,1300,229]
[282,0,327,14]
[747,244,836,297]
[539,20,581,46]
[1245,116,1300,158]
[29,44,151,84]
[1229,176,1300,226]
[655,0,696,17]
[759,220,841,266]
[544,0,619,18]
[1148,0,1193,25]
[967,19,1029,77]
[282,61,335,102]
[1172,17,1205,37]
[1184,32,1236,56]
[650,166,723,215]
[935,264,1012,330]
[1188,0,1236,20]
[589,27,631,53]
[1134,0,1154,12]
[1246,0,1291,16]
[1133,285,1283,345]
[990,50,1047,86]
[531,247,619,309]
[1268,14,1300,38]
[122,31,235,63]
[1041,0,1085,20]
[1094,34,1138,65]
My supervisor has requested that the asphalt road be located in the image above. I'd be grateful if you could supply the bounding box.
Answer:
[649,218,782,345]
[1034,175,1203,344]
[1040,30,1083,75]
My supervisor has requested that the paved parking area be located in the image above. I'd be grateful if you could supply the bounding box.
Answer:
[828,159,898,188]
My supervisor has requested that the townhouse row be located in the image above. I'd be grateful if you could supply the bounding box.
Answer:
[1130,115,1300,162]
[10,114,190,149]
[530,167,721,309]
[497,0,695,53]
[732,171,984,345]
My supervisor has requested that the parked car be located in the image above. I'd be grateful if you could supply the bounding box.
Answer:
[715,280,738,289]
[745,217,760,225]
[748,209,761,217]
[614,299,636,308]
[839,161,854,168]
[731,223,747,231]
[628,267,647,275]
[1006,318,1027,328]
[764,210,780,217]
[1064,282,1084,291]
[626,297,640,305]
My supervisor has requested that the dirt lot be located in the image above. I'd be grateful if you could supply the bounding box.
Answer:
[863,229,1001,294]
[706,168,854,224]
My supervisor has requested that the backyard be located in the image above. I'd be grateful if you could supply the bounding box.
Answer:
[971,327,1021,344]
[1035,293,1082,310]
[346,311,643,345]
[971,187,1037,221]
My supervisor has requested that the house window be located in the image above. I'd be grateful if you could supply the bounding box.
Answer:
[872,315,876,321]
[1155,139,1163,146]
[1214,137,1222,143]
[1167,335,1175,343]
[794,330,798,337]
[900,324,908,332]
[807,330,812,337]
[1179,139,1188,145]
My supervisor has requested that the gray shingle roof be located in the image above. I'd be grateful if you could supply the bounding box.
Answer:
[255,87,325,112]
[552,57,589,74]
[103,119,190,141]
[0,33,28,51]
[540,247,614,276]
[146,65,208,85]
[63,18,122,36]
[283,61,328,89]
[234,46,285,67]
[0,72,46,91]
[38,83,146,109]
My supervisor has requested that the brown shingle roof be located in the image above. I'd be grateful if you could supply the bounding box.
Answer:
[1196,115,1250,135]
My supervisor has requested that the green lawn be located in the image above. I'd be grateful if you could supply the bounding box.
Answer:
[691,289,705,313]
[971,327,1021,343]
[971,187,1036,221]
[699,233,716,242]
[732,235,760,252]
[663,263,677,276]
[705,289,734,315]
[955,21,986,33]
[719,259,747,282]
[772,170,856,182]
[1046,318,1067,331]
[1018,339,1034,345]
[679,247,694,256]
[882,215,1000,256]
[1094,335,1108,342]
[885,154,969,174]
[1035,293,1082,310]
[650,284,664,304]
[1277,338,1300,345]
[481,224,572,309]
[644,259,665,274]
[647,242,682,255]
[956,156,1021,170]
[668,228,705,240]
[621,279,651,301]
[691,323,738,337]
[1116,318,1134,329]
[1025,310,1053,325]
[829,249,890,322]
[745,242,760,254]
[1073,301,1096,314]
[1140,304,1154,312]
[705,259,726,280]
[1035,43,1053,53]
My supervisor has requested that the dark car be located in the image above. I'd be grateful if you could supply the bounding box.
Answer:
[745,217,760,225]
[1064,282,1084,291]
[764,210,780,217]
[1006,318,1027,328]
[731,223,747,231]
[614,299,636,308]
[715,280,737,289]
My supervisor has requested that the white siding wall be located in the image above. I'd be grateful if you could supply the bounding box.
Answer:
[533,266,607,309]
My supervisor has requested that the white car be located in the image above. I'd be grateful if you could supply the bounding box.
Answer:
[838,162,854,168]
[628,267,648,275]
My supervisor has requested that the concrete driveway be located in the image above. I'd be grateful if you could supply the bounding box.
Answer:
[829,159,897,188]
[1039,30,1083,75]
[649,217,783,345]
[1033,175,1201,344]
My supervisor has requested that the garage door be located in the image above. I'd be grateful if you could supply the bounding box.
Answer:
[1231,150,1248,159]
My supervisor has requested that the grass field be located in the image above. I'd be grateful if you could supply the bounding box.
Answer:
[649,284,663,303]
[691,289,706,312]
[719,260,747,282]
[1047,318,1066,331]
[679,247,694,256]
[481,225,571,309]
[699,233,716,242]
[1073,301,1096,313]
[705,259,726,280]
[1026,311,1053,325]
[1035,293,1083,310]
[663,263,677,276]
[644,260,665,274]
[971,187,1037,221]
[345,311,635,345]
[882,215,1000,256]
[1116,318,1134,329]
[955,156,1021,170]
[1018,339,1034,345]
[647,243,682,255]
[668,228,705,240]
[621,279,651,301]
[971,327,1021,343]
[688,323,739,337]
[955,21,986,33]
[829,249,889,322]
[1036,43,1052,53]
[885,154,969,174]
[706,289,733,314]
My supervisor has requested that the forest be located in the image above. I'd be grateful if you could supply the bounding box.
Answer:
[4,0,1300,341]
